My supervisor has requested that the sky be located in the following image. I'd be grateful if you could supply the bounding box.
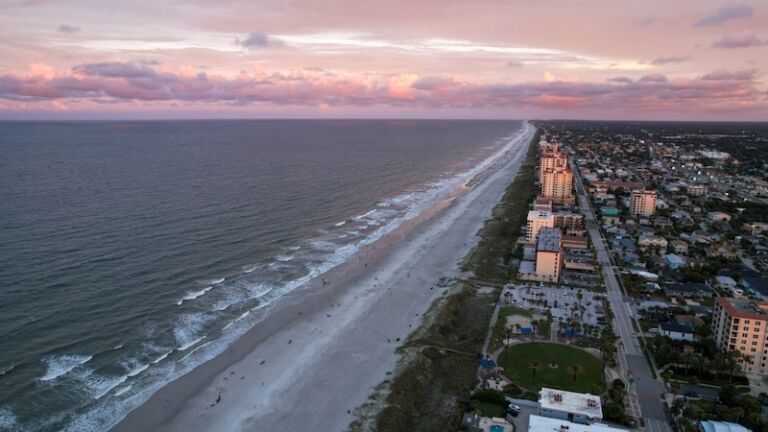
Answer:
[0,0,767,120]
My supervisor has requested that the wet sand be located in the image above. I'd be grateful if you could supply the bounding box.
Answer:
[110,122,534,432]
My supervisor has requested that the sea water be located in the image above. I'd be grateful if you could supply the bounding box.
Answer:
[0,119,523,431]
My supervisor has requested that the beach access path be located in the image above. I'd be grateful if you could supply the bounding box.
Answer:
[111,122,535,432]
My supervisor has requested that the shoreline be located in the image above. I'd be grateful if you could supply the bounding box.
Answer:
[109,121,535,432]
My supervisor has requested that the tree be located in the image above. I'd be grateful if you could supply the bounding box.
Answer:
[670,381,681,400]
[719,384,739,406]
[530,359,542,384]
[568,364,584,384]
[721,350,748,382]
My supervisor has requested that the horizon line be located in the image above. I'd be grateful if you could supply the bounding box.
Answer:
[1,117,767,124]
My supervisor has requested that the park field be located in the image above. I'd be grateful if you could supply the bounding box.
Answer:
[498,342,605,394]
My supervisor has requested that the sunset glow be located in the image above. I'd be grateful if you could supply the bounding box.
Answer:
[1,0,767,120]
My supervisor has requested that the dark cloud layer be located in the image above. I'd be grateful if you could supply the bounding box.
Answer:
[57,24,80,33]
[235,31,283,49]
[650,56,690,65]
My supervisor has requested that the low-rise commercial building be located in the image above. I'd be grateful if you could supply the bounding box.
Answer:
[698,420,751,432]
[529,415,626,432]
[538,387,602,424]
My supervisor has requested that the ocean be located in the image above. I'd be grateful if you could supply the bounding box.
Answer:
[0,119,523,431]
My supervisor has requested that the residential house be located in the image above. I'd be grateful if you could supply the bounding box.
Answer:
[658,322,695,341]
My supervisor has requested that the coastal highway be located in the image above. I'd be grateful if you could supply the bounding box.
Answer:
[571,161,670,432]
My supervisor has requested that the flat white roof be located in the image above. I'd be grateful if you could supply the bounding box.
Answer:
[539,388,602,420]
[699,420,751,432]
[529,415,625,432]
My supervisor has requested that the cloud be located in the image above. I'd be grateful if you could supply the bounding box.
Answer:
[701,69,756,81]
[639,73,667,83]
[650,56,690,65]
[57,24,80,33]
[695,3,753,27]
[73,62,158,78]
[235,31,283,49]
[712,31,766,48]
[0,62,764,115]
[506,60,524,67]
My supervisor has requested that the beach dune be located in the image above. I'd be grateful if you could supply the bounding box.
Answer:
[111,122,534,432]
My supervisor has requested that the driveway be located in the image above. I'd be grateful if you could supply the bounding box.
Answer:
[504,398,539,432]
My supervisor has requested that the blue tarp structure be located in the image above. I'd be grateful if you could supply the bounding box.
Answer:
[563,328,576,337]
[479,358,497,369]
[520,327,534,335]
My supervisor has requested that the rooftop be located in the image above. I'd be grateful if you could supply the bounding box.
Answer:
[528,415,623,432]
[699,420,751,432]
[538,387,602,420]
[528,210,553,220]
[717,297,768,320]
[538,228,562,253]
[659,322,694,334]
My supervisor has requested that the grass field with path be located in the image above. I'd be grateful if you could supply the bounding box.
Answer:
[498,342,605,394]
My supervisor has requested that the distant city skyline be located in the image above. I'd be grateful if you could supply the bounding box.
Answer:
[1,0,767,120]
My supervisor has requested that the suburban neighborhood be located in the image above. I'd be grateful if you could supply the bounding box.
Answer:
[463,122,768,432]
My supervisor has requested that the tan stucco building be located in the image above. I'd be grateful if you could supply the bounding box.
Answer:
[535,227,563,282]
[712,297,768,375]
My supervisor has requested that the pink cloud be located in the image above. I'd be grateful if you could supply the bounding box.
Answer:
[0,62,765,117]
[712,31,766,48]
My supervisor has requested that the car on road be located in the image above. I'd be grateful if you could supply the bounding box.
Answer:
[505,403,521,416]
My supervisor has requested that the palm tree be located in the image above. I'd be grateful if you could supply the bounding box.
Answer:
[530,359,542,384]
[670,381,681,400]
[568,364,584,384]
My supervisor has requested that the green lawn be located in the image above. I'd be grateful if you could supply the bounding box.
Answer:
[470,400,506,417]
[497,343,606,394]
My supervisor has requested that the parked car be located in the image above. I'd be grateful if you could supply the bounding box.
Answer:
[505,403,521,416]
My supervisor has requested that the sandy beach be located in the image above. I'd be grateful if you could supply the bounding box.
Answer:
[111,121,534,432]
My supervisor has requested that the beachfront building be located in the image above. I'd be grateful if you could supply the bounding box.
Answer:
[554,212,584,234]
[538,387,603,424]
[539,141,575,205]
[630,190,657,217]
[527,210,555,243]
[535,228,563,282]
[541,166,574,205]
[529,415,626,432]
[527,211,584,243]
[712,297,768,375]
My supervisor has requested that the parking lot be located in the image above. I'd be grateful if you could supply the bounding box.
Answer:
[504,398,539,432]
[504,284,605,326]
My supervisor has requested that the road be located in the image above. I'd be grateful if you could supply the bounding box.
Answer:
[571,161,670,432]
